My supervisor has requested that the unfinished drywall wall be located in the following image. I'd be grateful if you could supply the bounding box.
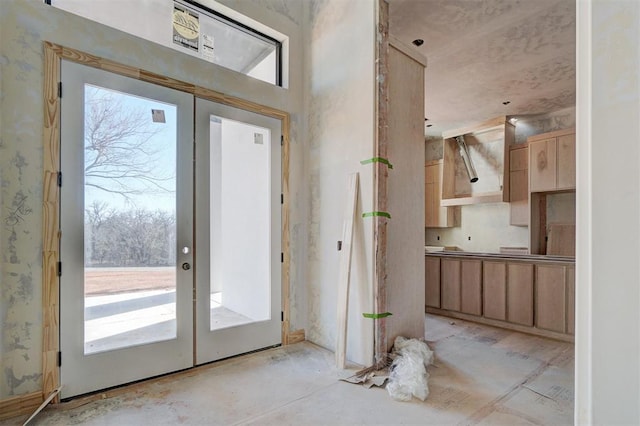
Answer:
[0,0,306,399]
[512,107,576,144]
[576,1,640,423]
[425,108,575,253]
[304,0,376,366]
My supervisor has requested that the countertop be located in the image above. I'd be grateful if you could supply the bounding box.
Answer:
[424,249,575,264]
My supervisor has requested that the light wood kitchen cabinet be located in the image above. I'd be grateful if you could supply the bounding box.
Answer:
[509,145,528,226]
[430,257,482,316]
[441,259,461,311]
[529,138,557,192]
[483,261,507,321]
[536,264,575,334]
[528,128,575,192]
[461,260,482,315]
[556,133,576,189]
[425,254,574,341]
[425,160,455,228]
[507,263,534,326]
[528,128,576,256]
[425,257,441,308]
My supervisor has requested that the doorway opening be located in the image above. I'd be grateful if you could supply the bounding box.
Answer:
[44,45,290,399]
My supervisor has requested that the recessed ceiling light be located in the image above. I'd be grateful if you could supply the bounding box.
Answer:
[412,39,424,46]
[502,100,511,105]
[424,118,429,121]
[426,124,433,128]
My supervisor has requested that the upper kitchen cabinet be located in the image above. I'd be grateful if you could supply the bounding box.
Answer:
[441,117,514,206]
[528,128,576,192]
[425,160,456,228]
[509,144,528,226]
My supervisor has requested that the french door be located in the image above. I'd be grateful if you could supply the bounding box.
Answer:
[194,98,282,364]
[59,61,282,398]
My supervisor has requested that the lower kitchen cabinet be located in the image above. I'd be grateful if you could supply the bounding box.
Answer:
[483,261,507,321]
[461,260,482,315]
[507,263,534,326]
[441,259,461,311]
[425,254,575,341]
[536,264,574,333]
[425,257,441,308]
[439,258,483,315]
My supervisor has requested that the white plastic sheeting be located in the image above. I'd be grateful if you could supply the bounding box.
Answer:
[386,336,434,402]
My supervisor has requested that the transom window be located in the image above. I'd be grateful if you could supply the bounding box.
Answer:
[47,0,283,86]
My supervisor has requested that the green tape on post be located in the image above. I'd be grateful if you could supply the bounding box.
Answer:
[360,157,394,169]
[362,211,391,219]
[363,312,393,319]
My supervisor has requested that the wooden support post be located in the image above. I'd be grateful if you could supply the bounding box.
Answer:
[336,173,359,369]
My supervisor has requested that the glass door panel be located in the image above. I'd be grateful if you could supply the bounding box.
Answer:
[195,98,282,364]
[82,85,178,354]
[208,116,271,330]
[60,60,193,399]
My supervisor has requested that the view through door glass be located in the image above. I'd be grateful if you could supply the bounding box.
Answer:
[60,60,193,399]
[195,98,282,364]
[208,116,271,330]
[83,85,179,354]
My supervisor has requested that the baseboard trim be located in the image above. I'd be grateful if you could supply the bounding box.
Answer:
[426,308,575,343]
[285,329,305,344]
[0,391,44,421]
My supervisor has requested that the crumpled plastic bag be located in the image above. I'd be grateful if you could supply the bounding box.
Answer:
[386,336,434,401]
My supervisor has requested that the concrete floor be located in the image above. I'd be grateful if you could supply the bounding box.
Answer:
[4,314,574,425]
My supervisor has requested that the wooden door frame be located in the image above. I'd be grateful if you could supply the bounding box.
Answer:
[42,41,299,400]
[373,0,390,361]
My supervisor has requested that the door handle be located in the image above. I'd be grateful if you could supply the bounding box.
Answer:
[181,262,191,271]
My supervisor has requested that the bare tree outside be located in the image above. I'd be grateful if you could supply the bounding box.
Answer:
[84,85,175,202]
[83,85,178,271]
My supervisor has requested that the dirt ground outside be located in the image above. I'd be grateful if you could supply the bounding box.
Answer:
[85,267,175,296]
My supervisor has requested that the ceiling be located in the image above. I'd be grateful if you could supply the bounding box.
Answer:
[388,0,576,137]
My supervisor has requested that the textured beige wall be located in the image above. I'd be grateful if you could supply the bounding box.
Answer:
[304,0,376,365]
[0,0,305,399]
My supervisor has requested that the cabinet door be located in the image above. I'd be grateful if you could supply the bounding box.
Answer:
[425,162,453,228]
[425,257,441,308]
[434,162,451,227]
[425,164,436,227]
[483,261,506,320]
[510,169,528,226]
[441,259,461,311]
[557,133,576,190]
[507,263,534,326]
[509,148,528,202]
[510,169,528,202]
[460,259,482,315]
[529,138,557,192]
[510,146,528,171]
[425,182,438,227]
[535,265,567,332]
